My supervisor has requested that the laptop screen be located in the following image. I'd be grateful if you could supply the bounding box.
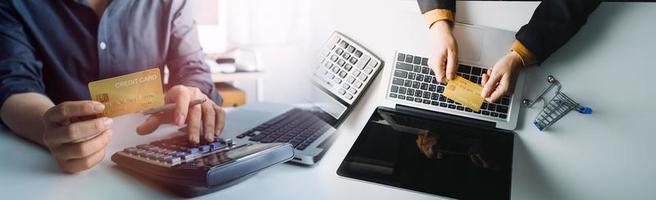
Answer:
[337,107,514,199]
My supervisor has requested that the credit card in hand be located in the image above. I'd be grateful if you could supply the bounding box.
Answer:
[88,68,165,117]
[443,76,484,112]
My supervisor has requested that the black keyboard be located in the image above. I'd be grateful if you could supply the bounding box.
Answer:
[388,52,512,120]
[236,108,332,151]
[112,135,294,197]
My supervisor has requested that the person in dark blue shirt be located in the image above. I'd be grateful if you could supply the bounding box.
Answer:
[0,0,225,173]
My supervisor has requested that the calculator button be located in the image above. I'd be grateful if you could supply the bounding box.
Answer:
[353,70,361,77]
[358,73,368,81]
[354,81,363,89]
[347,76,356,84]
[339,41,348,48]
[349,57,358,64]
[367,60,378,68]
[186,147,199,154]
[356,55,370,69]
[363,67,373,75]
[344,64,353,71]
[337,59,345,66]
[355,50,363,58]
[346,46,355,53]
[173,151,186,157]
[199,145,211,153]
[342,83,350,90]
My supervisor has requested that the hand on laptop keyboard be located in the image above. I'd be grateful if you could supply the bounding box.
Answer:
[390,52,512,120]
[427,20,526,104]
[428,20,458,83]
[481,52,525,103]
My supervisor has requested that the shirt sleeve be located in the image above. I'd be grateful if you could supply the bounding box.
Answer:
[510,40,538,67]
[165,0,222,105]
[417,0,455,28]
[515,0,601,64]
[0,1,46,109]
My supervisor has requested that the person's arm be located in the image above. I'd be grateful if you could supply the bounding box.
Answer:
[514,0,602,66]
[417,0,455,29]
[1,94,52,145]
[418,0,460,82]
[481,0,601,102]
[0,2,111,173]
[0,1,48,143]
[137,0,225,144]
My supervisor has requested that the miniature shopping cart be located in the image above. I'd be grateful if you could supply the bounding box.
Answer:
[522,75,592,131]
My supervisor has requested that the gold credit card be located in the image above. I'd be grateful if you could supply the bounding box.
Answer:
[443,76,485,112]
[88,68,165,117]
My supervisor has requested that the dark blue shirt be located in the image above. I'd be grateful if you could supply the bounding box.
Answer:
[0,0,222,110]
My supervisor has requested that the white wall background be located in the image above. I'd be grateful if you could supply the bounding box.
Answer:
[190,0,336,105]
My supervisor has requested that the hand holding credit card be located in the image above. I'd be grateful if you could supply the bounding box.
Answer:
[443,76,485,112]
[89,68,226,144]
[88,68,165,117]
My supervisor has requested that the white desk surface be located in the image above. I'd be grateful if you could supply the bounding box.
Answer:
[2,1,656,200]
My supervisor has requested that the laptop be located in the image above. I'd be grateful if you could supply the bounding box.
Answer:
[220,32,384,165]
[337,23,520,199]
[388,23,525,130]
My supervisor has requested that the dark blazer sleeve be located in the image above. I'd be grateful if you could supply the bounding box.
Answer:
[515,0,601,64]
[417,0,455,13]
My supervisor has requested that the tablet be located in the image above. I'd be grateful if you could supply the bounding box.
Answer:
[337,107,514,199]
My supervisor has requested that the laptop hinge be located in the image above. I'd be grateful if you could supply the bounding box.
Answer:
[394,104,497,129]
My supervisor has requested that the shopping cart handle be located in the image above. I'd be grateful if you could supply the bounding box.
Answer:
[578,107,593,114]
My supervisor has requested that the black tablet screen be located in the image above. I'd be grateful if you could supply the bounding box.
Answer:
[337,107,514,199]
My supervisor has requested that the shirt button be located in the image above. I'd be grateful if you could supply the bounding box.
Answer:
[99,42,107,50]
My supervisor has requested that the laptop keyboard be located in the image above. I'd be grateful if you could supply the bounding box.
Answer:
[236,108,332,151]
[314,32,383,104]
[388,52,511,120]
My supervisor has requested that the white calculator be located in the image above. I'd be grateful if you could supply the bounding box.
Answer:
[314,31,383,105]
